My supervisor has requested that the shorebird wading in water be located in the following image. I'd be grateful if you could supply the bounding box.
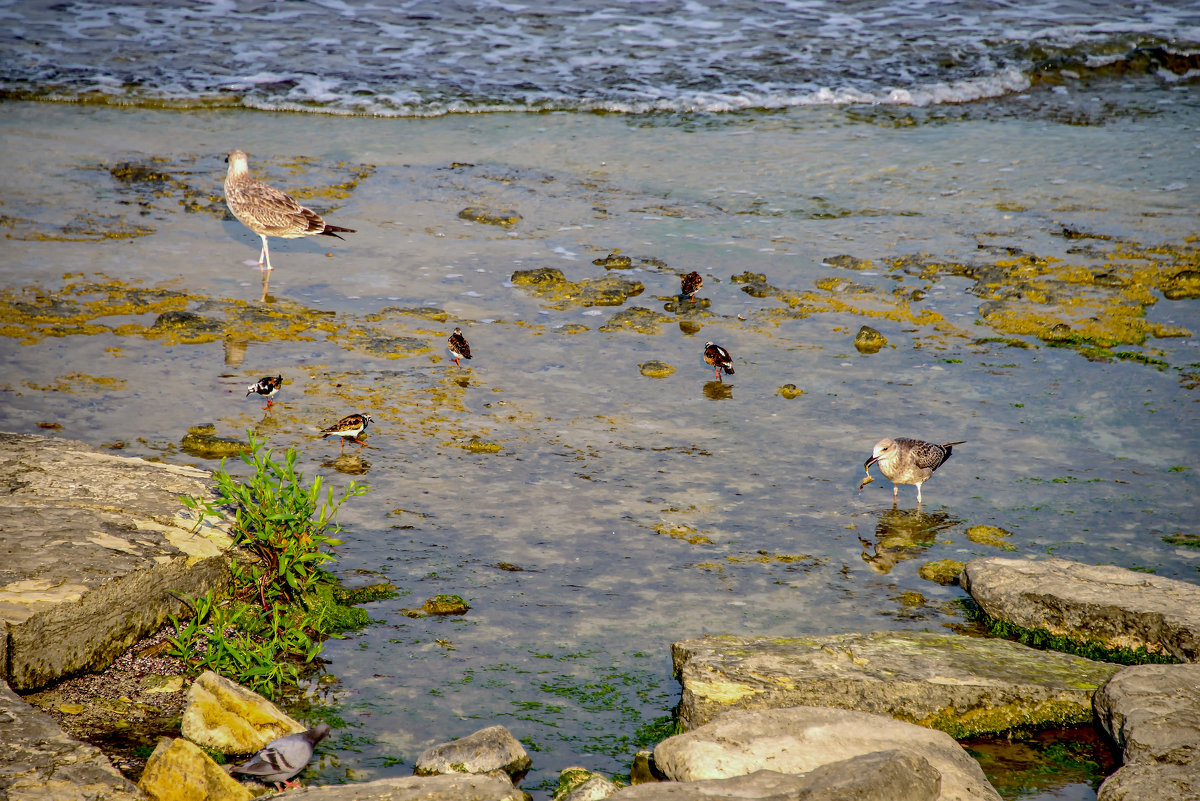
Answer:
[863,437,965,504]
[703,341,735,381]
[447,327,472,367]
[223,149,355,276]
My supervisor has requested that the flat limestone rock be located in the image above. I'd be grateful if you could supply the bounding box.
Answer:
[960,556,1200,662]
[0,432,234,690]
[652,706,999,801]
[1093,664,1200,801]
[611,751,940,800]
[280,774,526,800]
[181,670,306,754]
[672,631,1118,737]
[414,724,531,780]
[0,679,143,801]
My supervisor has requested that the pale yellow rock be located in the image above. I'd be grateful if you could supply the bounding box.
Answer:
[58,702,86,715]
[138,737,252,801]
[181,670,304,754]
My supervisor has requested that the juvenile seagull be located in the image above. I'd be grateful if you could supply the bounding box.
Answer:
[230,723,331,791]
[864,437,966,503]
[681,271,703,303]
[320,413,373,453]
[223,149,355,273]
[703,341,735,381]
[246,375,283,409]
[447,327,472,367]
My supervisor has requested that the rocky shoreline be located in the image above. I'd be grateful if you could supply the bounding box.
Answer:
[3,432,1199,801]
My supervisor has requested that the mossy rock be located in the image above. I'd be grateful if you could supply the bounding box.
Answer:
[423,595,470,616]
[853,325,888,354]
[918,559,965,585]
[729,271,767,284]
[1163,269,1200,300]
[639,361,675,378]
[458,206,521,226]
[593,253,633,269]
[110,161,174,184]
[777,383,803,399]
[599,306,670,334]
[966,524,1017,551]
[511,267,566,286]
[460,438,502,454]
[180,425,249,459]
[150,310,224,336]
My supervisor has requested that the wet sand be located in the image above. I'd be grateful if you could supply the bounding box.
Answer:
[1,100,1198,797]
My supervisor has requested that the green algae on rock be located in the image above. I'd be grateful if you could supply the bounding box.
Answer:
[777,384,803,399]
[593,252,633,269]
[459,206,522,226]
[180,425,249,460]
[403,594,471,618]
[459,437,502,454]
[599,306,670,334]
[966,525,1017,551]
[639,361,675,378]
[853,325,888,354]
[919,559,966,585]
[511,267,644,308]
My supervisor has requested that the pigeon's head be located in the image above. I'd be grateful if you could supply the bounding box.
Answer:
[307,722,333,744]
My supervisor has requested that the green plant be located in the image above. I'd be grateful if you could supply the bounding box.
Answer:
[171,434,371,698]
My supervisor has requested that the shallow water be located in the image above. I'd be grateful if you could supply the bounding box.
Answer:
[1,99,1199,797]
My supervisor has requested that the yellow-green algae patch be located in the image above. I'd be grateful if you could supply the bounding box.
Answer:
[23,372,128,393]
[510,267,645,308]
[919,559,965,585]
[655,523,712,545]
[458,437,502,454]
[639,360,675,378]
[966,524,1017,551]
[777,383,803,399]
[0,277,340,347]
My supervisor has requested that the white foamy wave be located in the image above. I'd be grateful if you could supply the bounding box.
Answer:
[0,0,1196,117]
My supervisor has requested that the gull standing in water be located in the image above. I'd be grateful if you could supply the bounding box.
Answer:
[223,149,355,295]
[863,437,965,503]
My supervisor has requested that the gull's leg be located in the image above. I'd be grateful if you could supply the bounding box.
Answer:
[259,235,274,272]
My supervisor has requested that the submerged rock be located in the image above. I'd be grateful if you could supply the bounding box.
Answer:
[671,631,1119,737]
[138,736,251,801]
[1162,268,1200,300]
[593,253,633,269]
[415,724,531,781]
[919,559,965,585]
[639,361,675,378]
[652,706,999,800]
[854,325,888,353]
[403,594,471,617]
[150,310,224,335]
[459,207,522,226]
[180,425,249,459]
[599,307,670,334]
[961,557,1200,661]
[180,670,305,755]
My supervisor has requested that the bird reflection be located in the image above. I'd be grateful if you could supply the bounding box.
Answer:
[859,507,960,574]
[223,338,248,368]
[702,380,733,400]
[323,454,370,475]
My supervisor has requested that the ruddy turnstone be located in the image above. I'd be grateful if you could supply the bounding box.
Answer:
[681,271,703,302]
[447,327,472,367]
[230,723,331,791]
[320,413,373,453]
[224,149,356,273]
[703,341,735,380]
[246,375,283,409]
[863,437,966,503]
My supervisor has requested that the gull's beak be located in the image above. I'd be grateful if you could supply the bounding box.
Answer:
[864,455,880,471]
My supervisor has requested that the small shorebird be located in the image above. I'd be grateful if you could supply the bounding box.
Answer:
[223,149,355,274]
[320,413,373,453]
[703,341,735,381]
[863,437,966,504]
[246,375,283,409]
[681,271,703,302]
[447,327,472,367]
[230,723,331,791]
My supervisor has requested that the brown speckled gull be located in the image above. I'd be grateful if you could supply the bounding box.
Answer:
[223,149,355,272]
[864,437,965,503]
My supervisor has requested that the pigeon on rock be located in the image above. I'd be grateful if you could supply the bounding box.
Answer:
[230,723,332,791]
